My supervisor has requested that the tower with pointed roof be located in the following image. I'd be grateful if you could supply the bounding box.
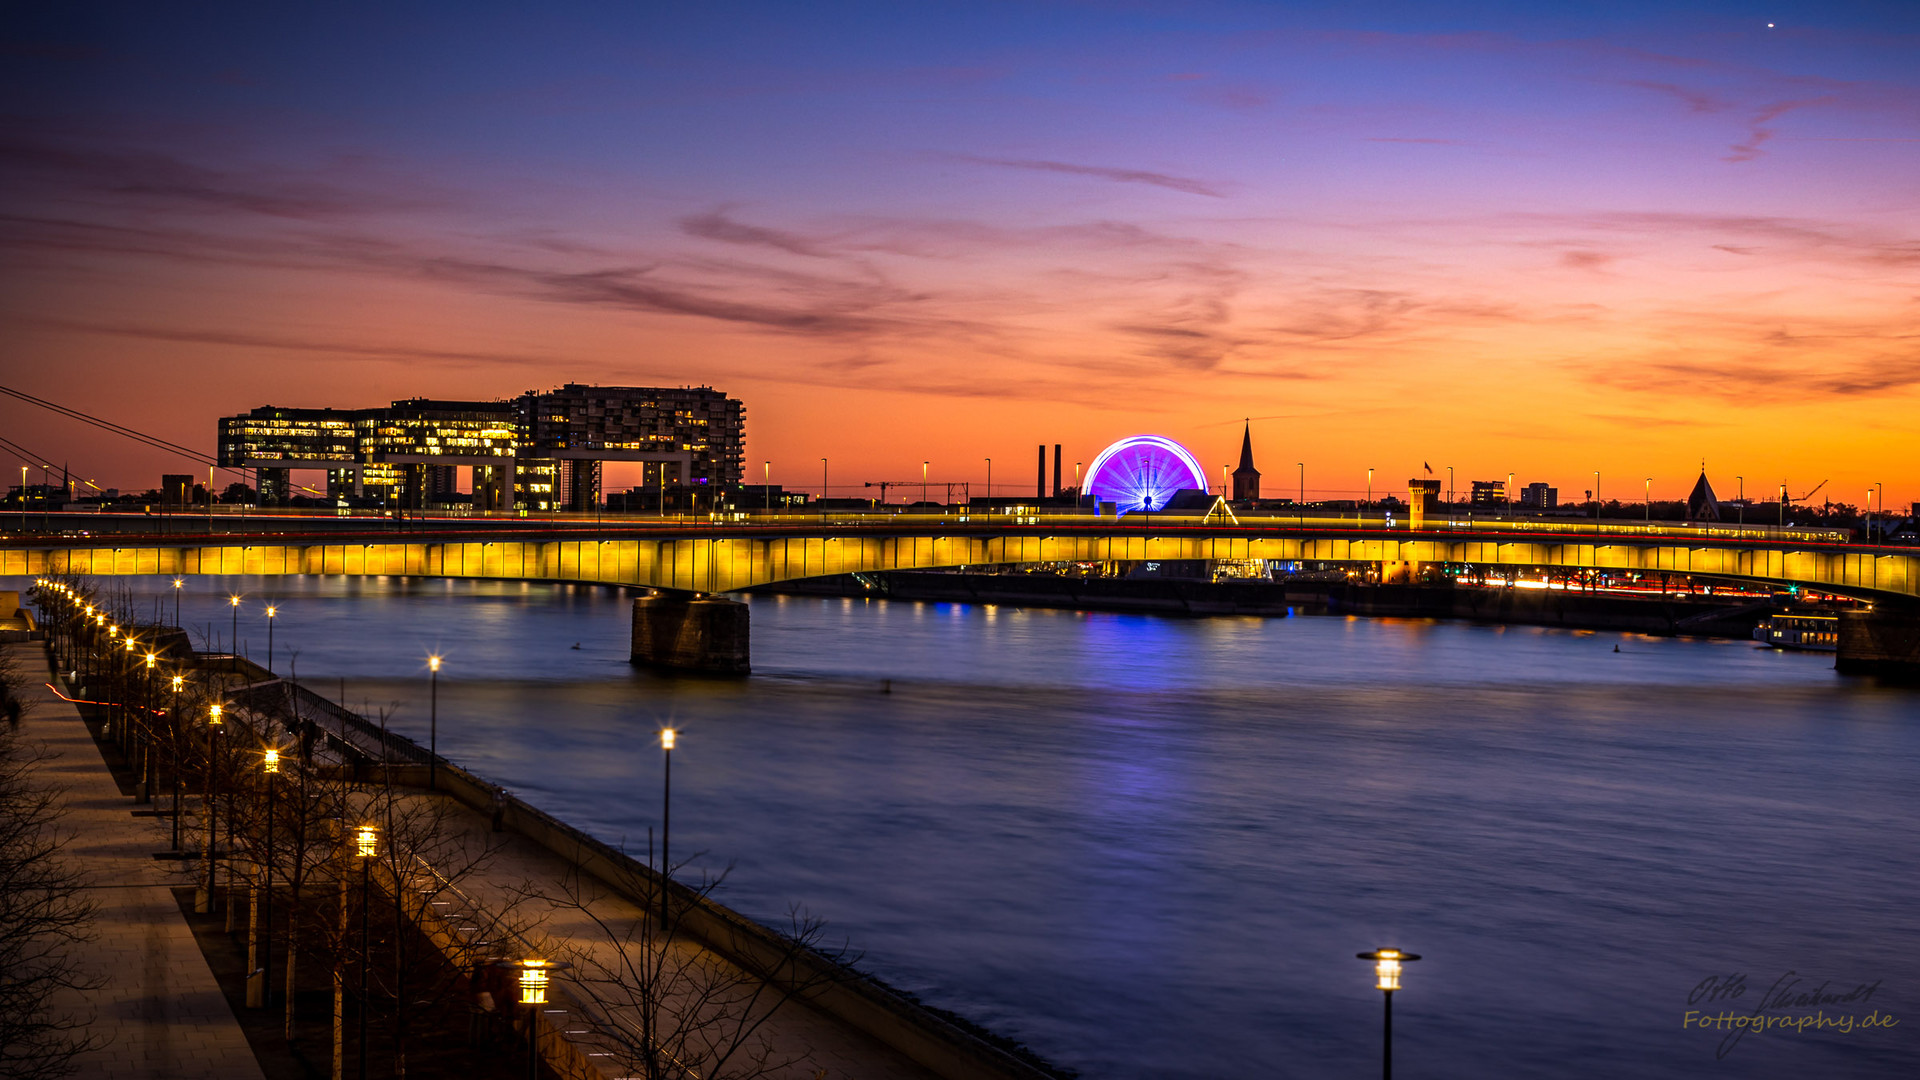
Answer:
[1686,468,1721,522]
[1231,421,1261,501]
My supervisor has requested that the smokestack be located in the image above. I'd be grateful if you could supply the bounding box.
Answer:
[1053,445,1062,498]
[1037,445,1046,499]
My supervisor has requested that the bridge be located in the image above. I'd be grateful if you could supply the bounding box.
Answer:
[7,510,1918,674]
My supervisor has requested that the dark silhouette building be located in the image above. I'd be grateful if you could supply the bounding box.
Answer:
[1686,470,1721,522]
[1231,422,1260,501]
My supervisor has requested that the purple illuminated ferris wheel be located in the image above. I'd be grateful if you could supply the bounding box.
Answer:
[1083,435,1209,514]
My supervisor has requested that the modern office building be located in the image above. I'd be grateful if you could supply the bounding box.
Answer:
[1469,480,1506,507]
[1520,482,1558,509]
[216,385,745,510]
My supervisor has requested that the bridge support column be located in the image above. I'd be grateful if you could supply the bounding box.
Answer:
[1837,607,1920,679]
[631,594,750,675]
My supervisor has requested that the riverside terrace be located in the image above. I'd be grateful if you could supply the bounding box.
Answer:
[6,508,1920,674]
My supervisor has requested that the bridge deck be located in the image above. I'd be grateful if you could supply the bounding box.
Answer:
[5,513,1916,600]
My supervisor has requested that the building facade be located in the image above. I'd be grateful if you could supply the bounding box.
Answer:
[216,385,745,510]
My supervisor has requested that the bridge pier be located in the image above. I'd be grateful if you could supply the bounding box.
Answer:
[631,593,750,676]
[1837,606,1920,680]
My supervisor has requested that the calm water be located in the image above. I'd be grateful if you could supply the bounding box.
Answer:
[26,575,1919,1078]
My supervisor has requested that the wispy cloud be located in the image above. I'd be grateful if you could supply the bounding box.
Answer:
[957,156,1224,197]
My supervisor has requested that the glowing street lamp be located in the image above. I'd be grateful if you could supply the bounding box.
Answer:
[427,655,442,790]
[1357,948,1421,1080]
[257,746,282,1010]
[171,577,184,626]
[660,727,675,928]
[228,595,242,666]
[354,822,379,1077]
[499,958,572,1080]
[197,703,223,914]
[264,605,278,674]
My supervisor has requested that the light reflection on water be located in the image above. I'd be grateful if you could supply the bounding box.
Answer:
[30,575,1919,1079]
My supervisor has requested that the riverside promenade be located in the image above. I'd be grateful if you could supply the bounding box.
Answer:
[6,642,264,1080]
[10,630,1053,1080]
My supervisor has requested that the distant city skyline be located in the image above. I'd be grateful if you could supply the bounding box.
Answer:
[2,2,1915,506]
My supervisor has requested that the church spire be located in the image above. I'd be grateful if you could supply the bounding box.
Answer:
[1231,419,1260,501]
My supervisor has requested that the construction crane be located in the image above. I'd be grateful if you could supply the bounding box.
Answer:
[1786,480,1828,504]
[863,480,970,505]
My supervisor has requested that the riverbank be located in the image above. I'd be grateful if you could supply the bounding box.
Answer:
[24,608,1070,1080]
[755,571,1774,639]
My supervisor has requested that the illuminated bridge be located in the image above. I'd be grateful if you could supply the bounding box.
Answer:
[6,511,1918,673]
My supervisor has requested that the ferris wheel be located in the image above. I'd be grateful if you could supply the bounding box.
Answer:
[1083,435,1209,514]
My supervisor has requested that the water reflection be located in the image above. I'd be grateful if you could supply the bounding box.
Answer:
[24,574,1918,1080]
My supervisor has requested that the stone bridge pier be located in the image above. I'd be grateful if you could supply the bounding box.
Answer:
[630,592,751,675]
[1837,605,1920,679]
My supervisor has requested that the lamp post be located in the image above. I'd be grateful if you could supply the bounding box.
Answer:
[169,672,185,850]
[265,605,278,674]
[1737,476,1744,525]
[984,458,991,502]
[503,958,572,1080]
[354,823,377,1080]
[1446,465,1454,508]
[921,461,929,508]
[229,595,242,669]
[1366,468,1373,509]
[1593,470,1601,525]
[1645,477,1652,522]
[820,458,828,504]
[1298,462,1305,505]
[199,703,223,914]
[660,727,675,930]
[764,461,771,511]
[260,747,281,1010]
[1506,471,1514,519]
[427,655,442,790]
[1357,948,1421,1080]
[172,577,184,627]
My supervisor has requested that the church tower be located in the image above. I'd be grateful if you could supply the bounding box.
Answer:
[1231,421,1261,501]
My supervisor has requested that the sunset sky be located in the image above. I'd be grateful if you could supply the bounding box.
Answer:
[3,2,1916,507]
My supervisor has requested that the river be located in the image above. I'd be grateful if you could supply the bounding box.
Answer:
[25,574,1918,1078]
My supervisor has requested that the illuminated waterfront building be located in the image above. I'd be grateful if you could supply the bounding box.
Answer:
[216,385,744,510]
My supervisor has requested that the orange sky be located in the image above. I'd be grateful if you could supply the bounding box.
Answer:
[2,5,1915,510]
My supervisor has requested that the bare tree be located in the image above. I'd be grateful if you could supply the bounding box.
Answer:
[0,682,105,1080]
[538,852,858,1080]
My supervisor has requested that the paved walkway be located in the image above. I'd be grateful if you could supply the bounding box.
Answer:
[7,642,264,1080]
[382,785,944,1080]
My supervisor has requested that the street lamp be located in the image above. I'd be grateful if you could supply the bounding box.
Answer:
[228,595,242,667]
[257,747,281,1011]
[660,727,675,929]
[198,703,223,914]
[820,458,828,504]
[1737,476,1744,525]
[1298,462,1305,505]
[264,605,278,674]
[427,655,442,790]
[984,458,991,502]
[1645,477,1652,522]
[168,672,184,850]
[921,461,929,508]
[171,578,184,626]
[764,461,771,511]
[1357,948,1421,1079]
[354,822,379,1079]
[502,958,572,1080]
